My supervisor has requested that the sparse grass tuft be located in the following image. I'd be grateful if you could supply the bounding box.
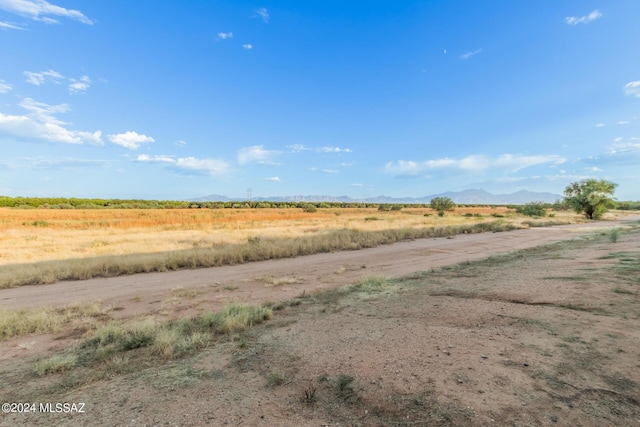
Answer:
[0,302,108,341]
[36,354,78,376]
[261,275,299,287]
[267,370,286,387]
[610,228,620,243]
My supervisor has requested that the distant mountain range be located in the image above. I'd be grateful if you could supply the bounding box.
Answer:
[192,189,563,205]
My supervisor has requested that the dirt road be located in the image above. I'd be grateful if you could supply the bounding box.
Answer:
[2,217,636,317]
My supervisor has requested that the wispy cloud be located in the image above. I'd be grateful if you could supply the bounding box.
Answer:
[460,48,482,60]
[617,120,629,125]
[565,10,602,25]
[254,7,269,23]
[624,81,640,98]
[217,32,233,40]
[595,123,605,128]
[0,79,12,93]
[0,0,94,25]
[264,176,280,182]
[175,140,187,147]
[310,167,339,174]
[609,138,640,155]
[0,20,23,30]
[135,154,228,175]
[30,157,109,170]
[385,154,566,176]
[68,75,91,94]
[107,131,154,150]
[242,44,253,50]
[237,145,279,165]
[0,97,102,144]
[288,144,353,153]
[24,69,64,85]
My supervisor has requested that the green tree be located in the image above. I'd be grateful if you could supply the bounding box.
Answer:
[564,179,617,220]
[515,201,547,217]
[430,197,456,216]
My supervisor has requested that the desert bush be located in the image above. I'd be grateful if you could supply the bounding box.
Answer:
[301,203,318,213]
[515,201,547,217]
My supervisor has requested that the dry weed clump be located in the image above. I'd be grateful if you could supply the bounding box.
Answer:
[0,302,108,340]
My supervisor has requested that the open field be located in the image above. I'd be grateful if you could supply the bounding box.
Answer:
[0,214,638,426]
[0,206,590,288]
[0,206,532,265]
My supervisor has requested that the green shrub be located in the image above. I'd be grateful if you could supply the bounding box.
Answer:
[515,201,547,217]
[301,203,317,213]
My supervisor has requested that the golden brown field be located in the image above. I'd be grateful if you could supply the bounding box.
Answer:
[0,206,593,289]
[0,206,524,266]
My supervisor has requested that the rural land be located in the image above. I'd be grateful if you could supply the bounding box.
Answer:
[1,200,639,426]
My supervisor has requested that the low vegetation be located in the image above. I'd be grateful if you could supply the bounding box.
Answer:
[0,302,108,341]
[28,303,272,381]
[0,220,523,289]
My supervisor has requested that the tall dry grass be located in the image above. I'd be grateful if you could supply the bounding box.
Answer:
[0,221,524,288]
[0,206,588,288]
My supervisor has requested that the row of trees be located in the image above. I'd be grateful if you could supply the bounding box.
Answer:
[0,179,624,219]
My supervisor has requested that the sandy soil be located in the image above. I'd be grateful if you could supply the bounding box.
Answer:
[1,215,639,426]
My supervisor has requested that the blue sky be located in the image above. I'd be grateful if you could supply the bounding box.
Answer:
[1,1,639,200]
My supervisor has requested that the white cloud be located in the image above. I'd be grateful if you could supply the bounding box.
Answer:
[0,0,93,25]
[135,154,228,175]
[595,123,605,128]
[107,131,154,150]
[237,145,279,165]
[585,166,603,172]
[242,44,253,50]
[68,75,90,94]
[385,154,566,176]
[0,97,102,144]
[217,32,232,40]
[0,20,23,29]
[175,140,187,147]
[617,120,629,125]
[30,157,108,169]
[254,7,269,23]
[264,176,280,182]
[565,10,602,25]
[24,69,64,85]
[608,139,640,154]
[175,157,227,174]
[624,81,640,98]
[135,154,174,163]
[0,79,12,93]
[288,144,352,153]
[351,183,363,187]
[460,49,482,60]
[319,146,352,153]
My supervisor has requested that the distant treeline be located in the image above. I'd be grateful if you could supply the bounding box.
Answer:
[1,196,638,210]
[0,196,412,210]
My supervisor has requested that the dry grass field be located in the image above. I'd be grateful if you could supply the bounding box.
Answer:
[0,206,588,289]
[0,206,573,266]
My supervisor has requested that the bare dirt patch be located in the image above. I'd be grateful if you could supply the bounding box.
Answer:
[1,216,639,426]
